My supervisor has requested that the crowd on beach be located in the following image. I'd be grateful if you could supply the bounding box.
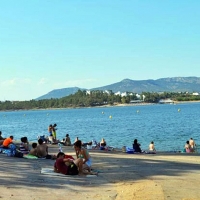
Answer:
[0,123,197,177]
[0,125,109,176]
[130,138,197,154]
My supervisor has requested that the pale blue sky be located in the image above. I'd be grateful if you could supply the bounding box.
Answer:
[0,0,200,101]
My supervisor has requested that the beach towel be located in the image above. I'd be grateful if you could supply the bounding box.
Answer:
[23,154,38,159]
[41,168,97,177]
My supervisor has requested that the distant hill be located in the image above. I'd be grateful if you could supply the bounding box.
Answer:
[36,77,200,100]
[36,87,85,100]
[92,77,200,93]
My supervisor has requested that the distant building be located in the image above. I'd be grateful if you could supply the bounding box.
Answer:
[130,100,143,103]
[86,90,91,95]
[114,91,121,96]
[159,99,174,104]
[192,92,199,96]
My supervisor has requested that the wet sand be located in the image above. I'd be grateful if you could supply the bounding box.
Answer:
[0,146,200,200]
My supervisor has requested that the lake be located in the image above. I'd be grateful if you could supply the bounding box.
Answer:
[1,102,200,151]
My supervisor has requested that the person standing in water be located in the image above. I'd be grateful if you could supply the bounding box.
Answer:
[52,124,57,141]
[189,138,196,151]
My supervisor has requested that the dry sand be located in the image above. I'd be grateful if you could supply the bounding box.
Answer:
[0,146,200,200]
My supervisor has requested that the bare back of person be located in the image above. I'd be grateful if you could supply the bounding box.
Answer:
[36,144,48,158]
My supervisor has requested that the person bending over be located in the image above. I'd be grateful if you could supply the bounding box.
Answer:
[2,136,14,148]
[54,152,82,175]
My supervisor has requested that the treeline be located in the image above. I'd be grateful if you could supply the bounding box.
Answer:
[0,90,200,111]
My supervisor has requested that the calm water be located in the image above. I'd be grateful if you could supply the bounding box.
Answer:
[1,103,200,151]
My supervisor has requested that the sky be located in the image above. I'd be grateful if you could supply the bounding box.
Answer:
[0,0,200,101]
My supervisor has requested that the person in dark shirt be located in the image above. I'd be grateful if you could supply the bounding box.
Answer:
[133,139,142,153]
[54,152,82,175]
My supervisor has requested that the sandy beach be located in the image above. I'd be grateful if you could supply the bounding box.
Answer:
[0,146,200,200]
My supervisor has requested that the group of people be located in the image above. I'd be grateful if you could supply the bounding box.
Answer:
[132,139,156,153]
[0,134,56,159]
[184,138,196,153]
[0,130,96,176]
[132,138,197,153]
[54,140,96,175]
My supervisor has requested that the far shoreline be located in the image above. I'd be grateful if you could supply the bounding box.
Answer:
[0,100,200,112]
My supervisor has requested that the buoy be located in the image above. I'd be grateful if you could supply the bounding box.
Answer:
[178,108,181,112]
[109,115,112,119]
[137,110,140,113]
[24,114,26,116]
[102,112,104,114]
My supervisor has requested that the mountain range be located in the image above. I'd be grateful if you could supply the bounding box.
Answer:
[36,77,200,100]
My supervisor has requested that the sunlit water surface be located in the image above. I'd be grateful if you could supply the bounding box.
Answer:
[1,103,200,151]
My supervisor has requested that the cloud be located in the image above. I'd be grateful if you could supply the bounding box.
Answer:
[37,78,49,85]
[1,78,31,87]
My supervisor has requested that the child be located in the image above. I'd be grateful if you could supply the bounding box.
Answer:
[29,143,37,156]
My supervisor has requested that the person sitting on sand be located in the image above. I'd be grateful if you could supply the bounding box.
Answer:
[0,131,5,145]
[74,137,79,144]
[19,137,29,154]
[149,141,156,152]
[74,140,92,172]
[64,134,71,146]
[54,152,82,175]
[29,143,37,156]
[189,138,196,151]
[100,138,106,147]
[185,141,192,153]
[2,136,14,148]
[133,139,142,153]
[36,138,56,159]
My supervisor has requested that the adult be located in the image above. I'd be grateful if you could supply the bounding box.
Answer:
[189,138,196,151]
[149,141,156,152]
[54,152,82,175]
[2,136,14,148]
[52,124,57,140]
[74,140,92,172]
[100,138,106,147]
[133,139,142,153]
[36,138,56,159]
[65,134,71,146]
[185,141,192,153]
[0,131,5,145]
[48,124,53,143]
[100,138,107,150]
[19,137,29,154]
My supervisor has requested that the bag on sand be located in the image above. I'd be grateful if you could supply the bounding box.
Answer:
[14,150,23,158]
